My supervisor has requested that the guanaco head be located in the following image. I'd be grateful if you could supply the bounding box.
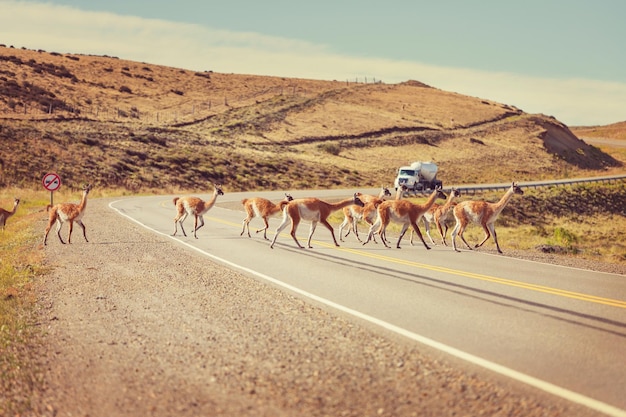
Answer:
[353,193,365,207]
[213,183,224,196]
[382,186,392,198]
[14,198,20,206]
[511,182,524,195]
[82,183,93,194]
[451,188,461,198]
[435,185,447,200]
[284,193,294,202]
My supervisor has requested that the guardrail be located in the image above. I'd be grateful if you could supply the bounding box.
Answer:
[404,174,626,196]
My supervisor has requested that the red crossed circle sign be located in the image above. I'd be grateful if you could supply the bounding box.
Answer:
[42,172,62,191]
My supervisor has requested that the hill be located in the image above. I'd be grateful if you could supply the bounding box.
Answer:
[571,121,626,140]
[0,44,623,192]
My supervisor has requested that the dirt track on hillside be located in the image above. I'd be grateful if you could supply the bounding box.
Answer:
[28,198,605,417]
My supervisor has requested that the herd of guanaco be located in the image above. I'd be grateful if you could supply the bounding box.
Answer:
[2,181,524,254]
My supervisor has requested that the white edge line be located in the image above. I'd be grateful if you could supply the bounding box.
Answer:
[109,200,626,417]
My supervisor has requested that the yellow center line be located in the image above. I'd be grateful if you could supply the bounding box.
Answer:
[337,245,626,308]
[209,216,626,309]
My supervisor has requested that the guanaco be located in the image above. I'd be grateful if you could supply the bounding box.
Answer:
[363,187,447,249]
[172,183,224,239]
[339,186,392,242]
[0,198,20,230]
[270,193,365,249]
[43,184,92,245]
[451,182,524,254]
[240,193,293,240]
[414,188,461,246]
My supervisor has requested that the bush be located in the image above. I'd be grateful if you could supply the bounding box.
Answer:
[552,227,578,247]
[317,143,341,155]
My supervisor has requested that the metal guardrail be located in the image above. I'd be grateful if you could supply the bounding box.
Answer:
[403,174,626,196]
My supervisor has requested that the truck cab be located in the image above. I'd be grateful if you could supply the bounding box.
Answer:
[394,166,419,190]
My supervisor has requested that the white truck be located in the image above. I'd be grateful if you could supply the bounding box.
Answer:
[393,161,442,191]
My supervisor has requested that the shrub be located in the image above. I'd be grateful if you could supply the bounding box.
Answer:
[317,143,341,155]
[552,227,578,247]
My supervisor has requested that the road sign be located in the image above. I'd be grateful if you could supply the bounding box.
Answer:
[42,172,61,192]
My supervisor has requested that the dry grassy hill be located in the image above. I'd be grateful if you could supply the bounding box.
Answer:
[0,44,623,192]
[572,121,626,140]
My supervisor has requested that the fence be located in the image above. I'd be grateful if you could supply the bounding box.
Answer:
[402,174,626,197]
[0,78,383,124]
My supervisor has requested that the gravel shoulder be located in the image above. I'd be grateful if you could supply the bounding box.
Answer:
[29,198,612,416]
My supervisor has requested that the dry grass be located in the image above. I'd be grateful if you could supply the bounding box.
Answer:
[1,45,624,194]
[572,121,626,140]
[0,189,48,415]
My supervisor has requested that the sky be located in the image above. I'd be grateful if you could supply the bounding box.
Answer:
[1,0,625,126]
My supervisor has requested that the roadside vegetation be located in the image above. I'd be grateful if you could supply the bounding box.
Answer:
[0,188,48,415]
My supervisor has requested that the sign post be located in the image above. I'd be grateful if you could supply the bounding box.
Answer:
[42,172,62,207]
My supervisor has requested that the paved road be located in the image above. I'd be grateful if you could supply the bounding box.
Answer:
[110,189,626,417]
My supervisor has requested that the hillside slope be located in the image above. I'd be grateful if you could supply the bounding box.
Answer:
[0,45,622,192]
[572,121,626,140]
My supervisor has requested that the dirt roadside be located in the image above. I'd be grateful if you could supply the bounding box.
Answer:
[27,198,606,417]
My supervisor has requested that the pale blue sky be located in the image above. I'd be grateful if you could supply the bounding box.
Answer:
[2,0,625,126]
